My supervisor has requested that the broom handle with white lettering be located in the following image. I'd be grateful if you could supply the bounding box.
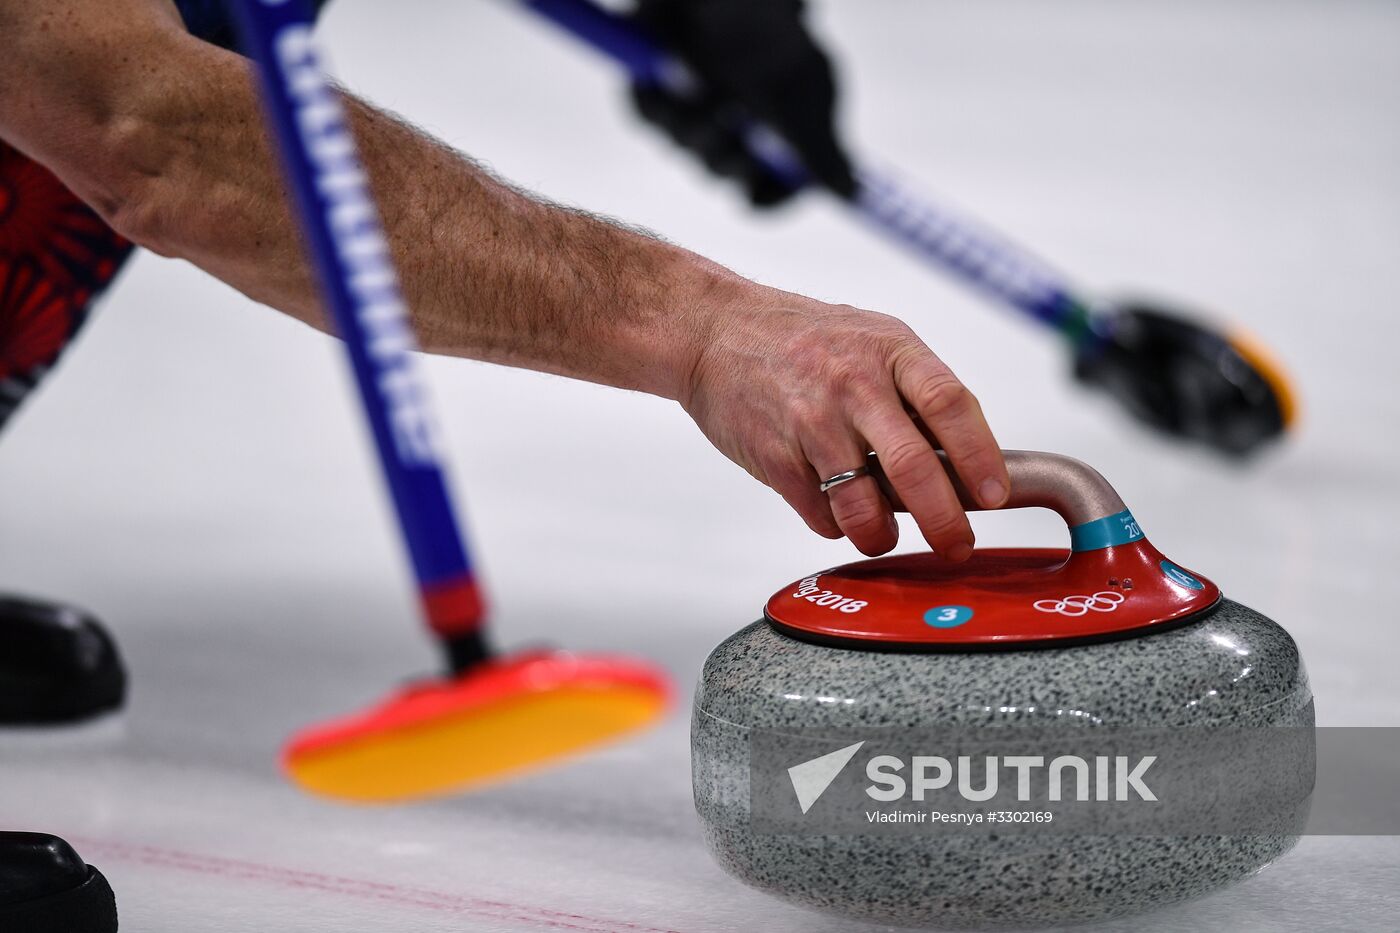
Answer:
[228,0,489,671]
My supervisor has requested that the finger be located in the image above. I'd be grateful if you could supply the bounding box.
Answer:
[765,452,842,539]
[800,427,897,556]
[894,352,1009,509]
[868,448,983,514]
[854,394,974,562]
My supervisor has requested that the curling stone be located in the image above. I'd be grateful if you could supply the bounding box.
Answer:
[692,451,1313,927]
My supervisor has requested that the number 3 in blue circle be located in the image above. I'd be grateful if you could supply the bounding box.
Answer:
[924,605,974,628]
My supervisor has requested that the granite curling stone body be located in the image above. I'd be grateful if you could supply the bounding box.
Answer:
[691,451,1313,927]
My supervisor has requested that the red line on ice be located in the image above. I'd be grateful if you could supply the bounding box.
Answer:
[75,838,688,933]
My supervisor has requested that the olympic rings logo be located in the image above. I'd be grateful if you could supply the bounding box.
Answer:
[1033,591,1126,617]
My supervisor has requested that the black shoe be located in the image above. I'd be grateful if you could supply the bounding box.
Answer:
[0,833,117,932]
[0,596,126,725]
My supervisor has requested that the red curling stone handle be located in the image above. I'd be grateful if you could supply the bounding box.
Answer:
[767,450,1222,649]
[873,450,1130,545]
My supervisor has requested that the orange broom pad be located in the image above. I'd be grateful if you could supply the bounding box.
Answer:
[283,651,671,803]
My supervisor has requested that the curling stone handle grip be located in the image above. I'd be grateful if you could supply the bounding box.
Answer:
[876,449,1134,538]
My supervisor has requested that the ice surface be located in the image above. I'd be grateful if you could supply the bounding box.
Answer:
[1,0,1397,929]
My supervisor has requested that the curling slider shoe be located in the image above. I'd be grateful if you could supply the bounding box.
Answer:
[0,596,127,744]
[1074,301,1297,456]
[0,833,118,933]
[692,450,1313,927]
[283,649,671,804]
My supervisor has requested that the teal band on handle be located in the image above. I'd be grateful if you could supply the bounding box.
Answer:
[1069,509,1144,552]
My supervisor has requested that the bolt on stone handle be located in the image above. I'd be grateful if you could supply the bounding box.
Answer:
[873,449,1141,552]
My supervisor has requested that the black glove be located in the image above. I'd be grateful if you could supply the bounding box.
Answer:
[631,0,856,207]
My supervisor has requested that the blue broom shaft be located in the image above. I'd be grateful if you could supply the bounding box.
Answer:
[227,0,483,629]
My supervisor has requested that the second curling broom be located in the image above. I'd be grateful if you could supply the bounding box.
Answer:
[523,0,1297,457]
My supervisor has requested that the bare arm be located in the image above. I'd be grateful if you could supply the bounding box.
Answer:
[0,0,719,397]
[0,0,1010,557]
